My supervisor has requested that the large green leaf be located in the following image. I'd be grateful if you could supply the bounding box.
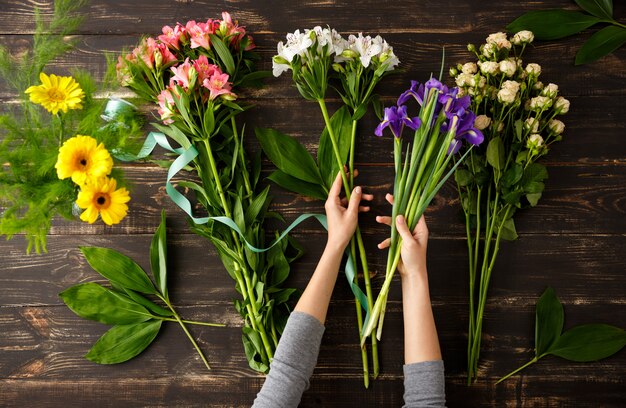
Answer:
[317,106,353,189]
[549,324,626,361]
[150,210,168,299]
[574,0,613,20]
[507,10,601,40]
[576,26,626,65]
[244,185,270,226]
[267,170,327,200]
[60,283,151,325]
[80,247,156,295]
[209,34,235,75]
[486,137,505,170]
[85,320,162,364]
[535,287,564,356]
[255,127,323,185]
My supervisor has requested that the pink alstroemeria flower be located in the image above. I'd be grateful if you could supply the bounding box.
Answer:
[193,55,218,82]
[170,58,194,88]
[220,11,255,51]
[158,24,184,50]
[157,42,178,65]
[133,37,159,69]
[202,71,236,101]
[157,88,176,124]
[186,20,212,50]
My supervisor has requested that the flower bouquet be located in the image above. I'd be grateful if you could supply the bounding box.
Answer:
[450,31,569,383]
[257,26,399,386]
[0,0,143,253]
[362,76,483,341]
[116,13,302,373]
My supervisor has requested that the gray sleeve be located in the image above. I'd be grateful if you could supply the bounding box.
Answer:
[402,360,446,408]
[252,311,325,408]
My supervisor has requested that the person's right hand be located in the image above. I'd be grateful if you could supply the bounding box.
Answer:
[376,194,429,279]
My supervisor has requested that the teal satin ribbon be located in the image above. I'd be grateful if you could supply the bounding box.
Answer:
[107,101,369,313]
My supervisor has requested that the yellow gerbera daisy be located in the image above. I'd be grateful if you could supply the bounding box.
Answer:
[56,135,113,185]
[25,72,85,115]
[76,177,130,225]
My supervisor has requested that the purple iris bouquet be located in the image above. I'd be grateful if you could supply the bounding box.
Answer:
[362,77,483,341]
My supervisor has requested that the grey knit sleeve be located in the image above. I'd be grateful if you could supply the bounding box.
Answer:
[252,311,326,408]
[402,360,446,408]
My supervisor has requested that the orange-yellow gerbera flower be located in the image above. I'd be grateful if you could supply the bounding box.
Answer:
[76,177,130,225]
[25,72,84,115]
[56,135,113,185]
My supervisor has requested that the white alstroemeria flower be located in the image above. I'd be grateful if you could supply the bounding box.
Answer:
[330,29,348,56]
[525,63,541,77]
[530,95,552,110]
[499,60,517,77]
[479,61,499,75]
[512,30,534,45]
[486,32,511,50]
[474,115,491,130]
[462,62,477,74]
[351,33,382,68]
[282,29,313,61]
[379,38,399,71]
[525,117,539,133]
[542,83,559,98]
[554,96,570,114]
[548,119,565,135]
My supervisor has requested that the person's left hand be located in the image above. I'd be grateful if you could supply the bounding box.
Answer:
[325,169,372,249]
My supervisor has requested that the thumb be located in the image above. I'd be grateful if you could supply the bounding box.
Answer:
[347,186,362,214]
[395,215,414,242]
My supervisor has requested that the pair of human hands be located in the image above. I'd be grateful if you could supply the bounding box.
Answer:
[325,170,428,278]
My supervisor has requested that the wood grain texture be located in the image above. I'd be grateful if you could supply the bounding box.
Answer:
[0,0,625,406]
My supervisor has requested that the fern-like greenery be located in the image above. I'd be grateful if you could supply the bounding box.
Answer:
[0,0,144,253]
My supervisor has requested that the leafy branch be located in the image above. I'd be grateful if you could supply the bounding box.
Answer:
[498,287,626,383]
[507,0,626,65]
[60,211,224,368]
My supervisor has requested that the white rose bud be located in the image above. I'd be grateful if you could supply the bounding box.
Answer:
[479,61,499,75]
[462,62,477,74]
[542,83,559,98]
[474,115,491,130]
[502,80,520,93]
[482,42,497,57]
[525,63,541,77]
[497,121,504,132]
[533,81,544,90]
[555,96,570,114]
[512,30,534,45]
[548,119,565,135]
[527,133,544,149]
[525,117,539,133]
[530,95,552,110]
[498,88,516,105]
[455,73,472,87]
[499,59,517,77]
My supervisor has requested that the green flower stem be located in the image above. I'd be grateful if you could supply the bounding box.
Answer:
[352,238,370,389]
[201,137,274,362]
[232,116,253,201]
[159,295,212,370]
[159,317,225,327]
[496,356,538,384]
[317,99,351,197]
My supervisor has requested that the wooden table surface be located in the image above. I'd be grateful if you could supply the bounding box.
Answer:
[1,0,625,406]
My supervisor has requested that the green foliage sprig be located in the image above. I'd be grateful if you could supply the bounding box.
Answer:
[0,0,143,253]
[508,0,626,65]
[60,211,224,367]
[498,287,626,383]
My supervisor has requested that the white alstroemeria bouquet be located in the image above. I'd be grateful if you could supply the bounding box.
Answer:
[450,31,569,383]
[362,77,484,342]
[257,27,399,387]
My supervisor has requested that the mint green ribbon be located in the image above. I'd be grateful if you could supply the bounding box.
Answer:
[112,123,369,313]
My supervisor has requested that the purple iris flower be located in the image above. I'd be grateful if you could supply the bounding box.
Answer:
[446,110,484,154]
[397,80,422,106]
[375,105,421,139]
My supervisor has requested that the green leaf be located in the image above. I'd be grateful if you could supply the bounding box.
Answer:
[317,106,353,190]
[548,324,626,362]
[267,170,328,201]
[486,137,505,170]
[60,283,151,325]
[255,127,323,185]
[524,181,545,194]
[85,320,162,364]
[120,288,173,317]
[80,247,156,295]
[455,169,473,187]
[502,190,523,206]
[209,34,235,75]
[150,210,168,299]
[499,218,518,241]
[507,10,601,40]
[574,0,613,20]
[242,327,269,373]
[535,287,564,356]
[244,185,270,226]
[521,163,549,185]
[526,192,542,207]
[502,163,523,187]
[575,26,626,65]
[268,244,290,287]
